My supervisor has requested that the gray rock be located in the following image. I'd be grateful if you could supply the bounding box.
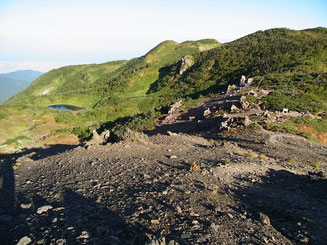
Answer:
[227,84,237,93]
[244,116,251,126]
[167,131,178,136]
[56,239,66,245]
[240,76,254,87]
[230,104,239,112]
[179,56,193,75]
[86,130,111,146]
[259,212,270,225]
[168,101,182,114]
[247,77,254,85]
[36,205,53,214]
[78,231,90,239]
[120,128,149,143]
[16,156,33,162]
[17,236,32,245]
[20,203,32,209]
[240,75,247,86]
[303,111,315,118]
[203,108,211,118]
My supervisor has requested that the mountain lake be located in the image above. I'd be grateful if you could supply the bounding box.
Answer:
[48,104,85,111]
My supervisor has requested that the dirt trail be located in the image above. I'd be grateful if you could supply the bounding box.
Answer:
[0,129,326,244]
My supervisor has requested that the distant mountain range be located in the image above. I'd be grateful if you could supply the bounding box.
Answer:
[0,70,43,103]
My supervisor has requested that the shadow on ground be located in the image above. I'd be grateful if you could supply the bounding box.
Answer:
[231,169,327,244]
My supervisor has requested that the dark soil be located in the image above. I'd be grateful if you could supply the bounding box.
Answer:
[1,128,326,244]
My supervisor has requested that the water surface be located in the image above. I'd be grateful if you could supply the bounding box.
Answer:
[48,104,85,111]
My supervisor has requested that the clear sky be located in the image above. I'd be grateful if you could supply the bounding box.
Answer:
[0,0,326,72]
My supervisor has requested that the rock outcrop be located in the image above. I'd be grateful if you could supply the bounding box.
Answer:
[178,56,194,75]
[85,130,111,147]
[240,75,254,87]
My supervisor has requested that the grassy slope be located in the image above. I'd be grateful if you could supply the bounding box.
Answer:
[149,28,327,112]
[1,39,220,151]
[1,28,327,151]
[0,105,79,153]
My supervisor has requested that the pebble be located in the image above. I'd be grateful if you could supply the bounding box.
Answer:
[37,205,53,214]
[78,231,90,239]
[151,219,160,224]
[56,239,66,245]
[20,203,32,209]
[298,235,309,243]
[17,236,32,245]
[176,205,182,214]
[259,212,270,225]
[190,212,199,217]
[170,155,177,159]
[192,220,199,225]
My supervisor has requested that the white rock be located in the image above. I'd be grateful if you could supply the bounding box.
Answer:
[17,236,32,245]
[78,231,90,239]
[20,203,32,209]
[37,205,53,214]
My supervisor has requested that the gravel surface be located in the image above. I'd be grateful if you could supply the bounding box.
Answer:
[0,130,326,244]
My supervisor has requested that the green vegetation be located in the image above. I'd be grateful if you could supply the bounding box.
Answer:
[223,158,231,164]
[265,116,327,143]
[311,160,320,170]
[288,158,296,164]
[2,135,30,145]
[148,27,327,113]
[1,28,327,150]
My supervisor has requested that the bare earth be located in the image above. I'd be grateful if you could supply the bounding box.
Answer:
[1,128,326,244]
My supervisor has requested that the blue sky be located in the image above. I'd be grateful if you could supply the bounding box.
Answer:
[0,0,326,72]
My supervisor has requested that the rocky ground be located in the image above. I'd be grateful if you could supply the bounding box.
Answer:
[1,127,326,244]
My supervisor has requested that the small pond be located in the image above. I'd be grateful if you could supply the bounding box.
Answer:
[48,104,85,111]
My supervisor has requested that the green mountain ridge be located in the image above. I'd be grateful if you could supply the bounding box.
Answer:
[1,27,327,151]
[6,39,220,114]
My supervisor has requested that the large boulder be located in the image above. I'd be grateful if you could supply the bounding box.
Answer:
[85,130,111,147]
[168,101,182,114]
[227,84,237,93]
[240,75,247,87]
[230,104,239,112]
[240,96,250,109]
[203,108,212,118]
[240,75,254,87]
[120,128,149,144]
